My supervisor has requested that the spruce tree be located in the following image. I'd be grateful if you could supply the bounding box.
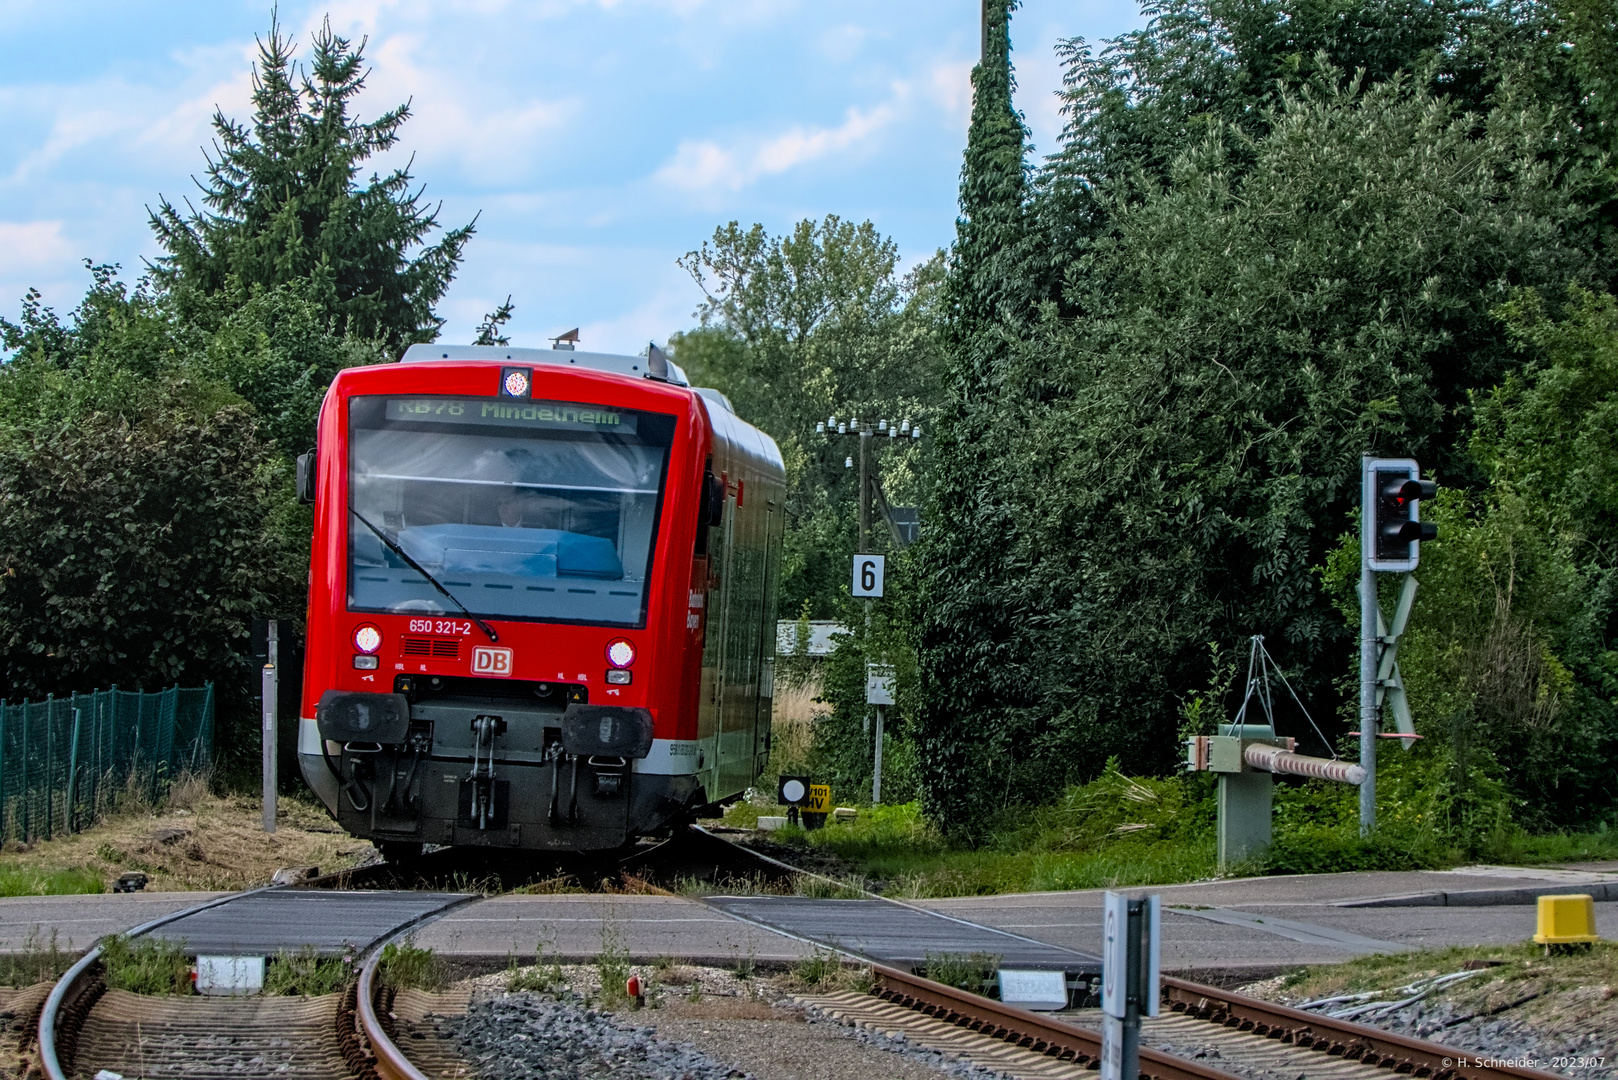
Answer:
[148,17,474,352]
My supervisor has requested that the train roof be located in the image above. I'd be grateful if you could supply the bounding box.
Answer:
[397,343,737,417]
[401,342,686,383]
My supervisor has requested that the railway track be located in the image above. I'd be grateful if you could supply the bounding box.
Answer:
[800,963,1571,1080]
[691,829,1574,1080]
[17,828,1583,1080]
[32,891,467,1080]
[24,828,783,1080]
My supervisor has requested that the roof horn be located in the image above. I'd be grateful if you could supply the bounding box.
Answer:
[646,342,670,381]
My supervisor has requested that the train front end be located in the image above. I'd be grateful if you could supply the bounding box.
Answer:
[296,346,778,856]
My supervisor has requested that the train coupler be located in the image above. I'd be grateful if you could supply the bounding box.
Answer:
[467,714,507,830]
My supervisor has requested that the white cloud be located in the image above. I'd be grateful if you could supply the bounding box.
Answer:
[575,276,698,355]
[651,48,982,200]
[359,32,577,182]
[0,39,254,188]
[0,221,74,271]
[655,99,898,195]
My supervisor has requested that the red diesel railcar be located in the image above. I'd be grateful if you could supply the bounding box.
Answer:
[295,343,785,857]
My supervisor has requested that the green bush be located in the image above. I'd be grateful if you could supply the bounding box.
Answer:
[987,760,1209,854]
[1264,827,1439,875]
[917,0,1607,838]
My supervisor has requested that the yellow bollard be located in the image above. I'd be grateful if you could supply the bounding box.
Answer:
[1532,894,1598,949]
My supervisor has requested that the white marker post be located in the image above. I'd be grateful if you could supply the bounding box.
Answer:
[866,664,896,803]
[262,620,278,834]
[1101,892,1160,1080]
[853,553,888,803]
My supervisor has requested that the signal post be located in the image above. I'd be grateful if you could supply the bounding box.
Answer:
[1359,457,1436,835]
[820,413,919,804]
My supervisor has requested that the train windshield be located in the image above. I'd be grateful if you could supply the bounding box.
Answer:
[346,395,675,627]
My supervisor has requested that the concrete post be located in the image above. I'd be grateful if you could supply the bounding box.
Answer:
[872,707,884,804]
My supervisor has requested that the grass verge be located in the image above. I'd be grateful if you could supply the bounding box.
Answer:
[1273,941,1618,1004]
[0,928,76,985]
[1254,941,1618,1048]
[716,768,1618,898]
[100,934,192,995]
[265,945,355,995]
[379,941,443,991]
[0,866,103,897]
[0,784,375,892]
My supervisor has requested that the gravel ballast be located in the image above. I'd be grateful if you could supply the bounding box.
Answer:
[451,991,743,1079]
[451,964,1022,1080]
[1363,999,1615,1080]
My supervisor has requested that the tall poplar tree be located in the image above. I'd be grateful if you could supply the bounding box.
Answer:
[913,0,1038,836]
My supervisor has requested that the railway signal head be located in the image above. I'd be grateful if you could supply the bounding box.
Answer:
[1366,458,1437,571]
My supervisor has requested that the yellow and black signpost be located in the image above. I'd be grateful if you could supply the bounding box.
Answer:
[803,783,831,830]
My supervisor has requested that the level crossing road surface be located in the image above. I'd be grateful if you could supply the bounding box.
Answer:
[409,893,819,964]
[917,863,1618,973]
[2,863,1615,973]
[703,894,1102,974]
[140,889,470,955]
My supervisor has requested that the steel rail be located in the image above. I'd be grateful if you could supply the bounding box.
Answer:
[357,934,432,1080]
[870,964,1243,1080]
[37,886,280,1080]
[354,892,481,1080]
[1161,976,1566,1080]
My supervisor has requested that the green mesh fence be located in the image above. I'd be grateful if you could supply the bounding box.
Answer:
[0,684,214,844]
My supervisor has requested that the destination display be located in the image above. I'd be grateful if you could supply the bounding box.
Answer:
[386,397,638,434]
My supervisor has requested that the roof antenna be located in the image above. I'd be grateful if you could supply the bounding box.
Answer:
[550,328,579,351]
[645,342,669,381]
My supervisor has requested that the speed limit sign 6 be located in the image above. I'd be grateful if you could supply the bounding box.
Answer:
[852,554,886,598]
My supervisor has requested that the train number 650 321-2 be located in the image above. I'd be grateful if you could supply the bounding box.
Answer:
[407,618,472,635]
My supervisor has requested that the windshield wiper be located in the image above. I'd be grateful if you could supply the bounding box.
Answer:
[350,508,499,643]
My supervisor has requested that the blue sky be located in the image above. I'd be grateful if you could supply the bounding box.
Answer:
[0,1,1145,353]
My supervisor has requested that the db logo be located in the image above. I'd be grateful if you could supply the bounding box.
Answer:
[471,646,514,676]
